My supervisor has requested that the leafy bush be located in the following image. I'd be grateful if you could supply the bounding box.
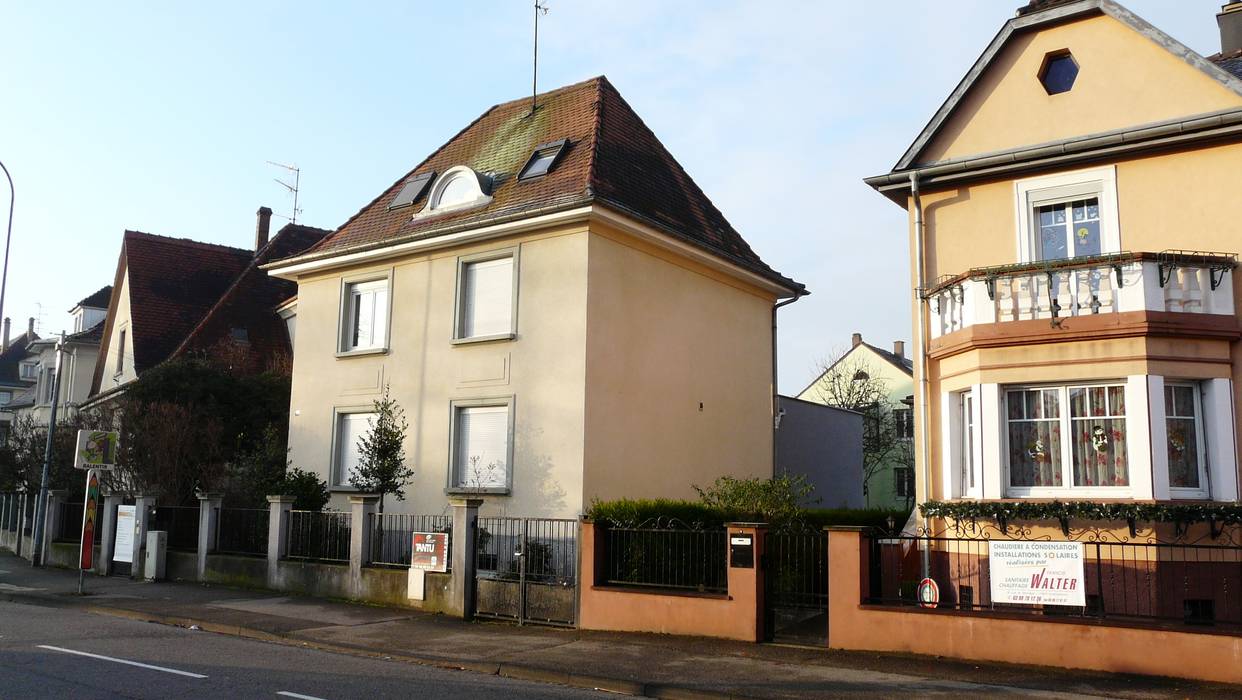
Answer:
[282,467,330,512]
[586,495,909,530]
[693,474,817,524]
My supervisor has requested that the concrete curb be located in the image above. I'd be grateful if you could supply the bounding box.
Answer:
[0,590,757,700]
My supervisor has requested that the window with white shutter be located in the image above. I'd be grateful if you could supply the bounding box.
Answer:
[450,401,512,491]
[455,252,516,341]
[334,411,375,487]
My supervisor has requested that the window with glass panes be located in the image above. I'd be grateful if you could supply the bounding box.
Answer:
[1035,197,1101,261]
[1165,384,1207,492]
[1006,384,1128,494]
[961,393,975,492]
[343,279,388,351]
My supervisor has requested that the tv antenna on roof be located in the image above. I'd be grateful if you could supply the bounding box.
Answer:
[267,161,302,224]
[531,0,549,115]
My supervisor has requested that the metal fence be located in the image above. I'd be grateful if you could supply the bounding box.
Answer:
[149,506,201,551]
[2,494,14,531]
[368,513,452,568]
[215,508,269,557]
[867,532,1242,629]
[56,503,85,542]
[600,526,728,593]
[286,510,350,563]
[476,517,577,585]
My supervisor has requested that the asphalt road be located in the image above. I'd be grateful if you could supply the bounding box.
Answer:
[0,600,610,699]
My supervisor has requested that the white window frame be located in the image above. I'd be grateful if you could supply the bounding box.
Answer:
[415,165,492,218]
[330,407,377,490]
[452,247,519,344]
[1014,166,1120,264]
[1164,381,1211,500]
[19,361,36,381]
[446,396,515,495]
[1003,381,1132,499]
[0,390,11,407]
[40,368,56,406]
[337,271,392,356]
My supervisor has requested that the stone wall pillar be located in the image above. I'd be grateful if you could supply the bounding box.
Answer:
[348,495,380,598]
[196,493,223,581]
[38,489,69,565]
[449,497,483,619]
[266,495,295,588]
[725,522,767,643]
[16,491,30,559]
[131,495,155,580]
[98,493,123,575]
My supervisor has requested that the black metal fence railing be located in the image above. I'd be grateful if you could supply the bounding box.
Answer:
[867,532,1242,629]
[602,527,728,594]
[476,517,578,585]
[1,494,14,531]
[215,508,269,557]
[149,506,201,551]
[286,510,350,563]
[368,513,452,568]
[55,503,85,542]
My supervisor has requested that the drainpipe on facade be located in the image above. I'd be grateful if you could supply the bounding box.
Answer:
[910,172,932,580]
[772,292,805,477]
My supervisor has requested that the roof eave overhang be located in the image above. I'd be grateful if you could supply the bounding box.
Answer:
[882,0,1242,183]
[264,203,804,298]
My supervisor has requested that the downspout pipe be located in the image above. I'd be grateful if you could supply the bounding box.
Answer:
[910,172,932,579]
[772,291,806,477]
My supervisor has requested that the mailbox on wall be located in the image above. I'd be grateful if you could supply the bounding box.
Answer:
[730,533,754,568]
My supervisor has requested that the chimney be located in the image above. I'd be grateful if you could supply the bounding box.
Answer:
[1,317,9,352]
[851,332,862,348]
[893,340,905,359]
[27,317,35,339]
[255,206,273,250]
[1222,1,1242,54]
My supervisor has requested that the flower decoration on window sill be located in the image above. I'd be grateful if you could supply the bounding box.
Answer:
[920,499,1242,539]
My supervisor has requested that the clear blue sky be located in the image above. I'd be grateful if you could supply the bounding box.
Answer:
[0,1,1226,391]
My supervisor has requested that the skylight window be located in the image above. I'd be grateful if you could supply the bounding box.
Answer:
[388,171,436,211]
[518,139,569,180]
[1039,50,1078,95]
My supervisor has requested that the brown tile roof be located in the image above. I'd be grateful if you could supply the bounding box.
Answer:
[74,286,112,311]
[171,223,330,368]
[291,76,801,292]
[0,331,37,387]
[118,231,255,373]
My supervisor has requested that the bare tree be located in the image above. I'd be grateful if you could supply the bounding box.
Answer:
[811,349,907,505]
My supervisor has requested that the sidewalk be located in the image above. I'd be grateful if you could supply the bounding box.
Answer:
[0,553,1236,699]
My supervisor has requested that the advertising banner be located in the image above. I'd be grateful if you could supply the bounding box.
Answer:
[74,430,118,470]
[80,469,100,570]
[113,505,136,564]
[410,532,449,572]
[989,540,1085,606]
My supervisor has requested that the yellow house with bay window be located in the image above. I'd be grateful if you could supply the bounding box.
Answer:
[868,0,1242,509]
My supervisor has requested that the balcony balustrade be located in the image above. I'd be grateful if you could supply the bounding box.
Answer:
[925,251,1237,339]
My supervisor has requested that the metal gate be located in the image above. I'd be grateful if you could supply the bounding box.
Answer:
[474,517,577,627]
[764,526,829,645]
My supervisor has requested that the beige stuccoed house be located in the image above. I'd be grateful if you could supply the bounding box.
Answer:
[266,76,805,517]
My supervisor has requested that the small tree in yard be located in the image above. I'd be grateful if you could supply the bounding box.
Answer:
[348,385,413,513]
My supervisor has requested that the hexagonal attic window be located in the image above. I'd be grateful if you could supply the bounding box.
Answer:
[1039,50,1079,95]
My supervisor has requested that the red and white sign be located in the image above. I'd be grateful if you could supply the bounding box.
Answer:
[917,577,939,608]
[410,532,448,572]
[989,540,1085,606]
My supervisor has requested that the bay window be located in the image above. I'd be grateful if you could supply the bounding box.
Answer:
[1165,383,1208,495]
[1005,383,1129,495]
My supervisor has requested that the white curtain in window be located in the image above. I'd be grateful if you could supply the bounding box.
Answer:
[455,405,509,488]
[461,258,513,338]
[337,412,375,486]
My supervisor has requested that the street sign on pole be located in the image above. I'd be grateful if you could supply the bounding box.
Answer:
[74,430,119,470]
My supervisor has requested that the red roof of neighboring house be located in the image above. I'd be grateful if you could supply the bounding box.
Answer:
[171,223,330,368]
[284,76,802,293]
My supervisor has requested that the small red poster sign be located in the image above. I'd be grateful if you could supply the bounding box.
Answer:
[410,532,449,572]
[80,469,100,570]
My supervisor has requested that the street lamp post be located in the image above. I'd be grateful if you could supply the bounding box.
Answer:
[0,158,12,326]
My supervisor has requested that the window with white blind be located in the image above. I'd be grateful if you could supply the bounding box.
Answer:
[449,400,513,492]
[455,251,516,342]
[340,277,390,353]
[334,411,376,487]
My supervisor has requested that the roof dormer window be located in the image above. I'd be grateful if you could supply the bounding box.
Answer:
[518,139,569,180]
[414,166,492,219]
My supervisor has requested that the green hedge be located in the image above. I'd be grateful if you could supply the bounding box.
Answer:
[585,498,909,529]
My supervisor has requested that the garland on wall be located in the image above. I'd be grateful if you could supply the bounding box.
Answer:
[919,499,1242,537]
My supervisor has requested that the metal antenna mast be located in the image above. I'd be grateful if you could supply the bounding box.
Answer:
[532,0,549,114]
[267,161,302,224]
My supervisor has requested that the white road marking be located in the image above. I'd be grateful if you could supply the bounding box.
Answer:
[277,692,328,700]
[36,645,207,678]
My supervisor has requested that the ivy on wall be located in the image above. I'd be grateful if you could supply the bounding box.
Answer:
[920,499,1242,534]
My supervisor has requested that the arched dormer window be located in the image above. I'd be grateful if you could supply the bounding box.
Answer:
[416,165,492,218]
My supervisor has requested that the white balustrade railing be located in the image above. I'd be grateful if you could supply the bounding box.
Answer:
[927,253,1236,339]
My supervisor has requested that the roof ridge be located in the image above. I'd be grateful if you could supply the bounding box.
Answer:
[584,76,607,198]
[124,229,254,256]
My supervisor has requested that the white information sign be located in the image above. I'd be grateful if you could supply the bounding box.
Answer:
[989,540,1085,606]
[113,505,136,564]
